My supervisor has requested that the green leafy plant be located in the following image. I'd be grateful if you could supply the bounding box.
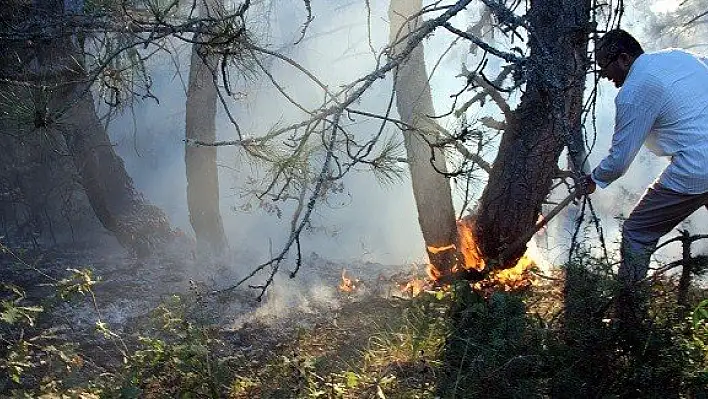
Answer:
[0,244,97,396]
[99,295,230,398]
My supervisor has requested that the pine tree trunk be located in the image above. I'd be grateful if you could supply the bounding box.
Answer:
[473,0,591,266]
[185,14,229,256]
[1,1,173,254]
[440,2,592,393]
[389,0,459,278]
[58,82,173,255]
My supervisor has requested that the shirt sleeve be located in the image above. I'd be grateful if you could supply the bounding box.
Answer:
[591,79,664,188]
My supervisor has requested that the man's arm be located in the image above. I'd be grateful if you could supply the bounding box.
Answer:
[591,103,654,187]
[591,80,663,188]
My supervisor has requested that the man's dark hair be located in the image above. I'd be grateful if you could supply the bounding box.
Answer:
[597,29,644,59]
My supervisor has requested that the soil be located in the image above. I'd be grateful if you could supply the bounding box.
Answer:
[1,238,429,380]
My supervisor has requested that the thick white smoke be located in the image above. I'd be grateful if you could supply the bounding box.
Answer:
[105,0,708,285]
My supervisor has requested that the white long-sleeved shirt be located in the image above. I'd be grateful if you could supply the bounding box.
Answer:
[591,49,708,194]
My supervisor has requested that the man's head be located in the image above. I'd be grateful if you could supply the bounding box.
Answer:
[596,29,644,88]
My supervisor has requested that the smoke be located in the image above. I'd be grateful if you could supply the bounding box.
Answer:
[103,0,708,313]
[636,0,708,50]
[97,0,430,319]
[564,0,708,264]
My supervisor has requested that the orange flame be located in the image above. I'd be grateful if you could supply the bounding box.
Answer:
[427,244,456,254]
[400,276,428,297]
[476,255,535,293]
[426,262,442,281]
[339,269,358,293]
[419,216,537,295]
[456,217,486,271]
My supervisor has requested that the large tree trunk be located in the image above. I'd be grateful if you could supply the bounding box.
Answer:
[185,3,229,256]
[440,3,592,393]
[59,83,173,255]
[389,0,459,278]
[473,0,591,266]
[1,2,173,255]
[0,87,95,246]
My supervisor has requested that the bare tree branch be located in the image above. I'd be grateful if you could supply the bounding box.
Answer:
[215,0,477,296]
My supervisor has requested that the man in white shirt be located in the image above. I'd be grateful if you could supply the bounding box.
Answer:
[581,29,708,335]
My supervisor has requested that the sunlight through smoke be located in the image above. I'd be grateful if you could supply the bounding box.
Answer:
[650,0,680,13]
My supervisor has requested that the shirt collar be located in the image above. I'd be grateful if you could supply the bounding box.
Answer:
[624,53,645,83]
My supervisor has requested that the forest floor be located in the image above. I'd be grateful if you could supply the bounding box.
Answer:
[2,239,707,398]
[1,238,443,397]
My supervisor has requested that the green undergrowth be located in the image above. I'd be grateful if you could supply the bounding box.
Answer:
[437,254,708,398]
[225,294,449,399]
[2,241,708,398]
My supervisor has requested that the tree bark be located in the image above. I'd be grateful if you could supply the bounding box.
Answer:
[185,6,229,256]
[389,0,459,278]
[59,82,173,255]
[1,2,173,254]
[473,0,591,266]
[0,86,94,246]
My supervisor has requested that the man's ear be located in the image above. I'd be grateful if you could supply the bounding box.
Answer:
[618,53,633,68]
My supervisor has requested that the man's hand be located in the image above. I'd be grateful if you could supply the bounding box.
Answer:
[576,174,597,199]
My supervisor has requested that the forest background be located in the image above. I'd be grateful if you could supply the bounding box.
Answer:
[1,0,708,397]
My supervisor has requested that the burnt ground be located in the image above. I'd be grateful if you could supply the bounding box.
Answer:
[1,237,432,393]
[6,238,707,398]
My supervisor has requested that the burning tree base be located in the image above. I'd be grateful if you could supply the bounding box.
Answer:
[424,216,538,296]
[334,216,540,299]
